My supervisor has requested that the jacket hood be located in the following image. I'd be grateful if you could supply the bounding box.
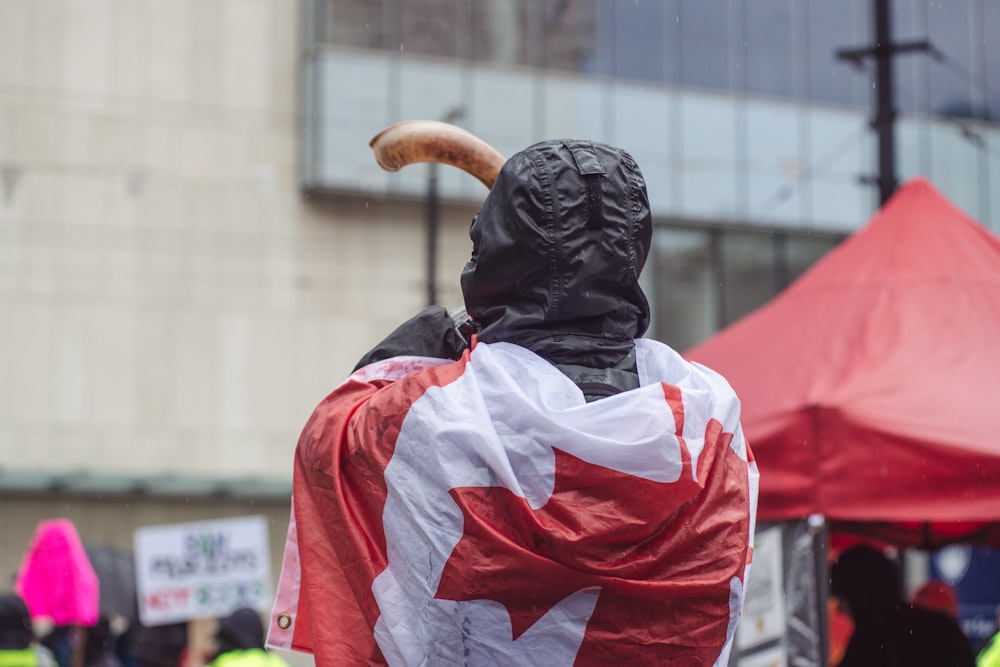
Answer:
[461,139,652,366]
[215,608,264,652]
[829,546,902,621]
[129,622,188,667]
[0,594,33,650]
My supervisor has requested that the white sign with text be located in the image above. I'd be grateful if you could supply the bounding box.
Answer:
[736,525,786,650]
[135,515,272,626]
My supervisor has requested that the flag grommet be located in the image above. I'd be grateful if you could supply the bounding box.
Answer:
[277,614,291,629]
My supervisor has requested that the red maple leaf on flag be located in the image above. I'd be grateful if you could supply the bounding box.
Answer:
[435,420,750,665]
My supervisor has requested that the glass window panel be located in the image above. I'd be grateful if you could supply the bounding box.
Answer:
[469,1,542,66]
[806,0,870,107]
[612,83,674,208]
[679,95,739,218]
[808,108,870,178]
[650,227,717,350]
[398,60,464,117]
[927,0,978,118]
[541,0,599,73]
[529,0,598,73]
[746,0,796,98]
[719,230,776,326]
[983,0,1000,121]
[807,108,876,229]
[890,0,925,41]
[325,0,391,49]
[892,0,929,115]
[681,94,738,163]
[471,69,536,156]
[896,117,930,182]
[608,0,668,83]
[746,103,803,223]
[784,234,842,286]
[747,170,803,226]
[811,177,877,231]
[541,77,606,144]
[313,55,392,187]
[662,0,684,84]
[399,0,461,58]
[679,0,735,91]
[927,120,981,219]
[990,135,1000,231]
[394,0,469,58]
[747,103,801,168]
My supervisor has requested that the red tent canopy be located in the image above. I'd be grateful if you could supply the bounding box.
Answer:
[685,178,1000,549]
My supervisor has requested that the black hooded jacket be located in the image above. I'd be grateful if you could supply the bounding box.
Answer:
[356,139,653,399]
[214,608,265,658]
[461,138,652,360]
[0,594,33,651]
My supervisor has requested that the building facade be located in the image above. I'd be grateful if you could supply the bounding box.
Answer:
[303,0,1000,347]
[0,0,997,643]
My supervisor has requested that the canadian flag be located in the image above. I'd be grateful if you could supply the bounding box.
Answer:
[268,339,758,666]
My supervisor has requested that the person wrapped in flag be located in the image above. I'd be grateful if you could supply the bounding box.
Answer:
[268,137,759,666]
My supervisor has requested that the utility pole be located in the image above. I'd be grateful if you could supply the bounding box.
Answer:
[425,106,465,306]
[425,162,441,306]
[837,0,932,205]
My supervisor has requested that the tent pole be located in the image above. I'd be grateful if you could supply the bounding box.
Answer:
[812,515,830,667]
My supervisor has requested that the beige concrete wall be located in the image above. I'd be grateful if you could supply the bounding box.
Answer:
[0,2,479,652]
[0,0,479,480]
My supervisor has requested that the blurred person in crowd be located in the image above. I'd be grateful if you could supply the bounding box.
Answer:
[828,593,855,666]
[206,609,286,667]
[0,593,56,667]
[909,579,960,620]
[128,623,187,667]
[37,627,71,667]
[39,622,122,667]
[830,545,975,666]
[81,618,120,667]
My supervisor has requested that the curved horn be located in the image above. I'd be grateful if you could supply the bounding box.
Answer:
[369,120,505,189]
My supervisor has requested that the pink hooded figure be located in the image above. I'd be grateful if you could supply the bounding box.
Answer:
[15,519,99,626]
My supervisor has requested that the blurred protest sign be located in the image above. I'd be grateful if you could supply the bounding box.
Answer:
[134,515,272,626]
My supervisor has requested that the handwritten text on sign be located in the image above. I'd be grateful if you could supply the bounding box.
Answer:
[135,515,272,626]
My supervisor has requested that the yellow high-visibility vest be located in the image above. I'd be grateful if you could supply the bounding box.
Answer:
[980,633,1000,667]
[207,649,288,667]
[0,648,38,667]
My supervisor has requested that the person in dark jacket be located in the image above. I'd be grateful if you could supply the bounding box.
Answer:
[127,622,187,667]
[830,545,975,667]
[80,618,120,667]
[271,139,757,666]
[207,609,286,667]
[0,593,54,667]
